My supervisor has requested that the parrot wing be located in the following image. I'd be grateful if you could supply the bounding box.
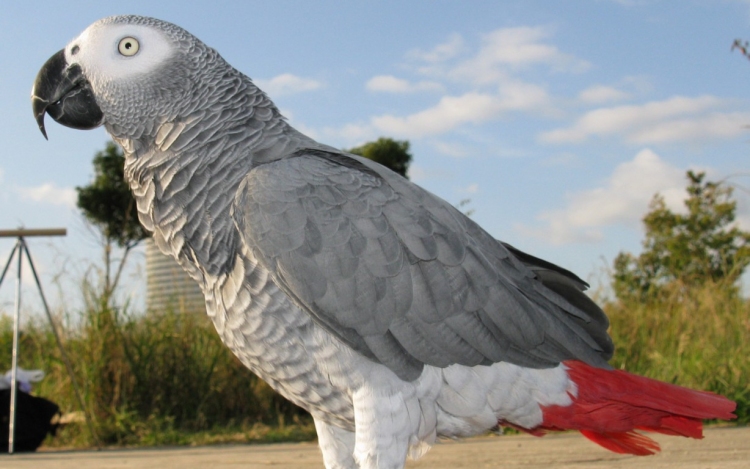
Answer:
[233,148,614,381]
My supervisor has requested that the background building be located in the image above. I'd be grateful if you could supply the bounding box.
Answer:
[145,239,205,313]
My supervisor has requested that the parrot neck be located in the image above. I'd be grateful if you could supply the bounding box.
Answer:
[116,105,321,283]
[113,64,328,281]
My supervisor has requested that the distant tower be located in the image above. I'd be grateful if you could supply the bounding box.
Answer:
[145,238,205,313]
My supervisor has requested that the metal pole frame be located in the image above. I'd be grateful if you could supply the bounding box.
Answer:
[0,229,101,452]
[0,239,22,454]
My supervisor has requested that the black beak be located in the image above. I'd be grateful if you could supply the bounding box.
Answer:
[31,49,103,139]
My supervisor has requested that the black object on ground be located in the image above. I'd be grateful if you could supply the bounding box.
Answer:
[0,389,60,452]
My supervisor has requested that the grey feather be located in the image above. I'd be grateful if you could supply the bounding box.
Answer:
[233,149,613,380]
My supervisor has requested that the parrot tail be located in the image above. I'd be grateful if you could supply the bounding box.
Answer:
[515,360,737,456]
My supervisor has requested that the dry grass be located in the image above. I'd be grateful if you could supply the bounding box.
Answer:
[0,289,311,448]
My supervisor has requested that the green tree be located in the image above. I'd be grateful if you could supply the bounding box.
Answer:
[77,141,149,302]
[348,137,412,178]
[613,170,750,302]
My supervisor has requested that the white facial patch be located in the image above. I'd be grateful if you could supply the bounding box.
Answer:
[65,23,173,85]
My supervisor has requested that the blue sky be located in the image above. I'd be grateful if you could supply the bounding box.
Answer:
[2,0,750,313]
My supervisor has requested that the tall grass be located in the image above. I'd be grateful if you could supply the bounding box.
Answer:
[0,284,313,448]
[1,276,747,449]
[604,279,749,424]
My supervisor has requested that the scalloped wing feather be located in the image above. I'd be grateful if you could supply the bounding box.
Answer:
[233,150,613,381]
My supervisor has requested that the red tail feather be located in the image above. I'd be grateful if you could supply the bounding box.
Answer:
[528,360,736,456]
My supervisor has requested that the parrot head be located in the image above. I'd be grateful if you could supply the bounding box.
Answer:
[31,16,212,141]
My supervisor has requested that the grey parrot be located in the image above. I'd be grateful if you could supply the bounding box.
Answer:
[32,15,735,469]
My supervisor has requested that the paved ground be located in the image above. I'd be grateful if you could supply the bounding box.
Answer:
[2,426,747,468]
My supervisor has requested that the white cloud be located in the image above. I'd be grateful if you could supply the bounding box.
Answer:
[496,80,552,113]
[576,77,651,105]
[322,25,584,141]
[325,80,551,140]
[432,141,470,158]
[369,82,550,138]
[541,152,581,167]
[330,26,578,139]
[628,112,750,144]
[407,27,589,88]
[407,33,465,63]
[366,75,443,93]
[539,95,750,144]
[371,92,504,138]
[254,73,322,97]
[16,183,76,208]
[482,27,589,69]
[577,85,630,104]
[448,27,590,85]
[325,123,377,145]
[515,149,687,244]
[323,27,612,142]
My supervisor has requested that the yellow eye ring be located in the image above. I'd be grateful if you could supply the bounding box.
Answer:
[118,37,140,56]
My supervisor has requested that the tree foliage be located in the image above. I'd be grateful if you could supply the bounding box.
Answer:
[77,142,147,248]
[76,141,148,300]
[347,137,412,178]
[613,171,750,301]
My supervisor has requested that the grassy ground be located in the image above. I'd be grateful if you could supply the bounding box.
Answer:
[1,279,747,449]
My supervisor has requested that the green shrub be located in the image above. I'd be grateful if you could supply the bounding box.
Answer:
[0,290,310,448]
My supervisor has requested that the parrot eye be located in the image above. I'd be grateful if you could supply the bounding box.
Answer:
[118,37,140,56]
